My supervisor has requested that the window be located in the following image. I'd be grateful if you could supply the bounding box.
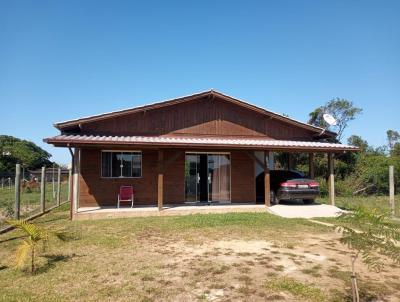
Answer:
[101,151,142,178]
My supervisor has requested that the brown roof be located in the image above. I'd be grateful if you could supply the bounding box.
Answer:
[54,90,336,137]
[44,134,357,152]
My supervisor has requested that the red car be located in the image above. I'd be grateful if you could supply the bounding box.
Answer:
[256,170,320,204]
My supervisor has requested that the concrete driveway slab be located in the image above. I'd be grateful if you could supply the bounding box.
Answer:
[267,203,344,218]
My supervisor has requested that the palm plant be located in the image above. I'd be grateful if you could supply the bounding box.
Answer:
[6,219,49,273]
[335,207,400,302]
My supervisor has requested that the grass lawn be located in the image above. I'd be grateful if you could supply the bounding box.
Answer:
[1,203,400,302]
[0,183,69,228]
[319,195,400,217]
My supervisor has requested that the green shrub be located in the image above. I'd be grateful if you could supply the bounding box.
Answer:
[353,155,400,194]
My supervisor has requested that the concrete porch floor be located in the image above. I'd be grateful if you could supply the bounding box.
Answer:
[74,203,267,220]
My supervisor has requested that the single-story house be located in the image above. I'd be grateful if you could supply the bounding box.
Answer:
[44,90,358,218]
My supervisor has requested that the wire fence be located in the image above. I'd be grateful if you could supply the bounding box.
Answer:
[0,166,70,231]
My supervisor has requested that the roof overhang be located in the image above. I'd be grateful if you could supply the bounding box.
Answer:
[44,135,358,153]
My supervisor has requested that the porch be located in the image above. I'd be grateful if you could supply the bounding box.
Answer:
[75,203,267,220]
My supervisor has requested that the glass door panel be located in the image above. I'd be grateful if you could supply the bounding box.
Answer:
[208,155,220,202]
[208,154,230,202]
[185,154,200,202]
[219,154,231,202]
[186,153,231,203]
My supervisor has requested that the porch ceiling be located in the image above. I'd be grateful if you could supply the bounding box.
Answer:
[44,134,358,152]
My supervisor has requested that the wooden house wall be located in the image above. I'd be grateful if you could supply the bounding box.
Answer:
[78,96,315,140]
[78,148,255,207]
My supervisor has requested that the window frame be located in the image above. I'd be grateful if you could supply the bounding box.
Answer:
[100,150,142,179]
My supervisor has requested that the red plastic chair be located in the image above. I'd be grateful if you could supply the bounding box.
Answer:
[118,186,134,208]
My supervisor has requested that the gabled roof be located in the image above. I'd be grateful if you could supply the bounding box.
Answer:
[54,90,336,138]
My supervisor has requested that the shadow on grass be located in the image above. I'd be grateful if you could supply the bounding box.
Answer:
[335,286,387,302]
[36,253,82,274]
[36,215,68,225]
[0,265,8,271]
[0,235,26,244]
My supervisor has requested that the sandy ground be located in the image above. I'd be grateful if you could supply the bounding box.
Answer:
[142,233,400,301]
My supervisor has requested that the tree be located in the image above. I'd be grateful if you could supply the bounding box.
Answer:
[387,130,400,157]
[6,220,49,273]
[0,135,52,176]
[308,98,362,141]
[387,130,399,150]
[351,154,400,194]
[6,219,72,274]
[347,135,369,153]
[391,143,400,157]
[335,208,400,302]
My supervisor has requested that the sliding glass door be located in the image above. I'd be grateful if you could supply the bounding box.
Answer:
[184,154,200,202]
[208,154,231,202]
[185,153,231,203]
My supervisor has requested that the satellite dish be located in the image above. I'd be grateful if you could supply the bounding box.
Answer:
[323,113,337,126]
[318,113,337,137]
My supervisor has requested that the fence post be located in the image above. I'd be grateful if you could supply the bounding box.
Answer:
[1,178,4,189]
[389,165,395,216]
[15,164,21,219]
[52,164,56,199]
[56,167,61,206]
[67,166,72,202]
[40,166,46,213]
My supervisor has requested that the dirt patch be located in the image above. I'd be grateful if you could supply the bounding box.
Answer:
[2,210,400,302]
[152,234,400,301]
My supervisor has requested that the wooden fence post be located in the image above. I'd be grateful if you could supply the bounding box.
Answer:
[14,164,21,219]
[67,166,72,202]
[52,164,56,199]
[389,165,395,216]
[40,166,46,213]
[56,167,61,206]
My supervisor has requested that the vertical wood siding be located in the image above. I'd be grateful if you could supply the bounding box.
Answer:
[231,151,256,203]
[79,96,315,140]
[78,148,256,207]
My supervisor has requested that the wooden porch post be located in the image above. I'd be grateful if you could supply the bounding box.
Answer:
[309,153,315,179]
[158,149,164,211]
[288,153,294,170]
[264,151,270,207]
[67,148,74,220]
[328,153,335,206]
[72,148,80,215]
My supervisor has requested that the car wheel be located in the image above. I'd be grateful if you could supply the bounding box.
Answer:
[270,191,279,205]
[303,199,314,205]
